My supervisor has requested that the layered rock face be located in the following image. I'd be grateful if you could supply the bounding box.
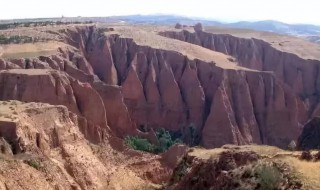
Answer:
[160,30,320,116]
[0,25,310,148]
[59,26,306,148]
[106,34,306,148]
[0,69,109,142]
[0,51,136,138]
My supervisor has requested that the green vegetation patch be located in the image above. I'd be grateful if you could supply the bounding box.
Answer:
[125,136,156,153]
[254,163,282,190]
[0,35,33,44]
[125,128,183,153]
[23,159,43,171]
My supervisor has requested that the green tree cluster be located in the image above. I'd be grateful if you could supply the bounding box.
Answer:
[125,128,183,153]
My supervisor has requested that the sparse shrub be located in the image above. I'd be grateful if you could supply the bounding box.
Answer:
[300,151,312,161]
[241,164,254,178]
[24,22,31,27]
[155,128,182,153]
[0,35,8,44]
[175,157,190,181]
[314,151,320,161]
[24,159,42,170]
[254,163,282,190]
[125,128,182,153]
[287,140,297,151]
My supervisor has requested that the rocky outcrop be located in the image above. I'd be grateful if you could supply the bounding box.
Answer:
[0,52,135,138]
[87,38,118,84]
[93,81,136,137]
[161,144,189,168]
[175,23,182,29]
[193,23,204,32]
[71,80,109,141]
[0,69,109,142]
[0,100,173,190]
[298,117,320,150]
[0,101,110,189]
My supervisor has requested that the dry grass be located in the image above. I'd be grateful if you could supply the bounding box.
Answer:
[188,144,286,161]
[236,144,286,157]
[0,41,68,59]
[281,156,320,189]
[189,145,320,189]
[188,147,225,160]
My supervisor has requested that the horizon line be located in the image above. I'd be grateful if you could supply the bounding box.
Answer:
[0,14,319,26]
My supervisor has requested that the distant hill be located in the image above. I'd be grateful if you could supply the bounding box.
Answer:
[1,15,320,44]
[112,15,320,44]
[111,14,222,26]
[227,20,320,36]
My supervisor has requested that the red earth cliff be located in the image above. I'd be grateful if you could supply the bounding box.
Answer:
[0,25,310,148]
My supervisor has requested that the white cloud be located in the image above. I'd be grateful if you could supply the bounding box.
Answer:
[1,0,319,24]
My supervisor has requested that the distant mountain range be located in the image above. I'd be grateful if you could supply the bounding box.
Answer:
[113,15,320,44]
[1,15,320,44]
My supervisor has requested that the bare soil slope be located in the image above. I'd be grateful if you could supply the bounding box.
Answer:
[0,100,172,190]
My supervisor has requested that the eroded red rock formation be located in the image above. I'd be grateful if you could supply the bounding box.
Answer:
[0,26,312,148]
[160,29,320,115]
[0,69,109,142]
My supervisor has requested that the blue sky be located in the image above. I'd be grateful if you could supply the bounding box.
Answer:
[1,0,320,25]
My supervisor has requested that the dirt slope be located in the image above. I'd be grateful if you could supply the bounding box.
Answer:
[0,100,173,190]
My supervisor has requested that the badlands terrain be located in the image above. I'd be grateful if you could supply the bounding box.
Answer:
[0,21,320,189]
